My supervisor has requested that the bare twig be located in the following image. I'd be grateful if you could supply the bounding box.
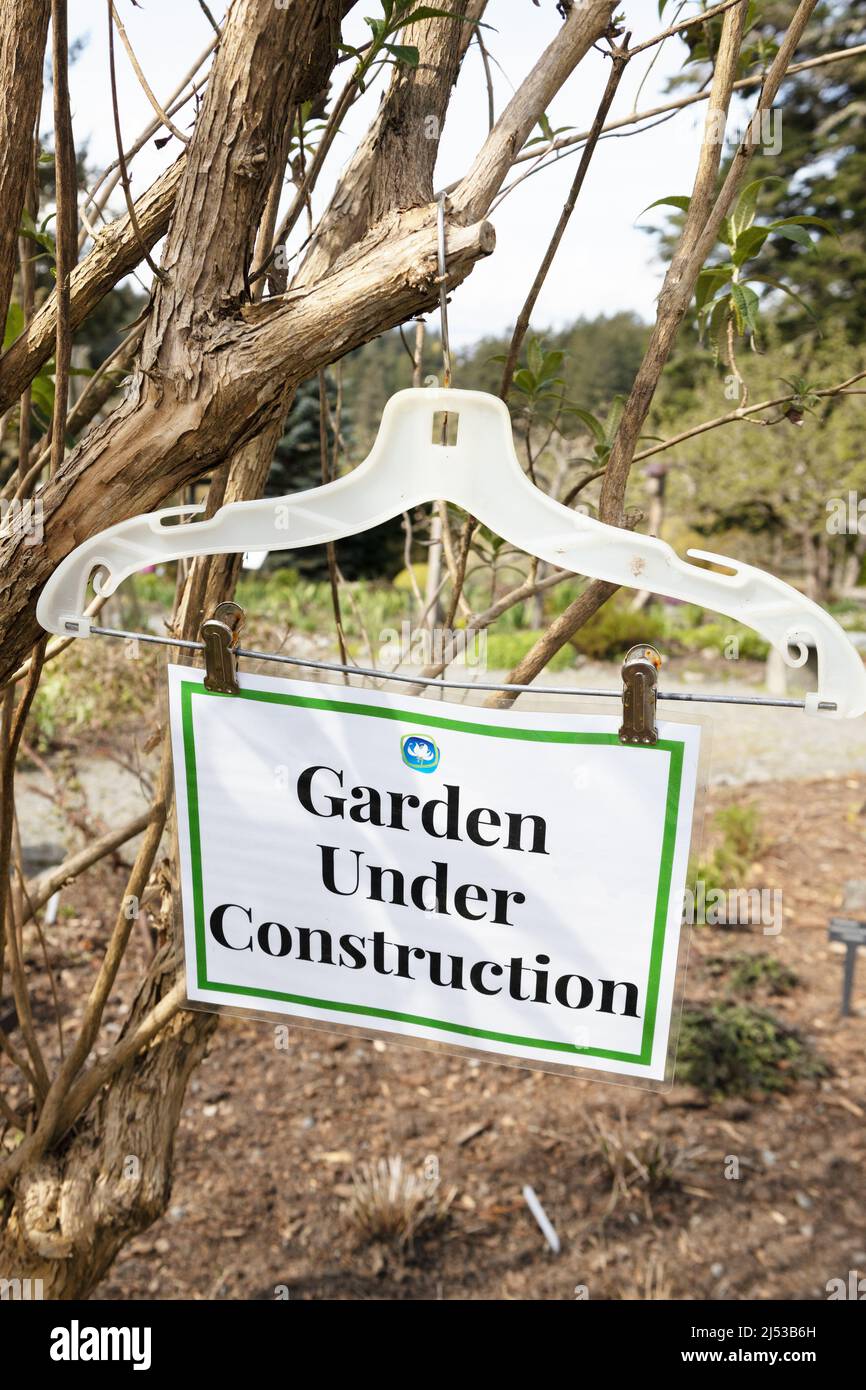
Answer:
[49,0,78,479]
[475,27,495,132]
[634,368,866,463]
[109,3,190,145]
[106,0,166,282]
[0,741,171,1191]
[0,639,48,1089]
[489,44,866,195]
[599,0,750,524]
[319,370,349,674]
[498,34,631,398]
[628,0,744,57]
[57,978,188,1136]
[22,809,154,924]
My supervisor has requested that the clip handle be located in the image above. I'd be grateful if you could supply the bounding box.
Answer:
[200,601,244,695]
[619,644,661,746]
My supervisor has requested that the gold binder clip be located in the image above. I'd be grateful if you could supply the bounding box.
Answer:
[619,644,661,746]
[200,601,245,695]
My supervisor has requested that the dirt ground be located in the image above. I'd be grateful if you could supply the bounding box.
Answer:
[30,771,853,1301]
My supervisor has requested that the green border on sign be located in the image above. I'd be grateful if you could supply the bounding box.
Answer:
[179,680,684,1067]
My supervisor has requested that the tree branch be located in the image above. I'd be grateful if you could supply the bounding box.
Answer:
[453,0,618,223]
[0,0,51,341]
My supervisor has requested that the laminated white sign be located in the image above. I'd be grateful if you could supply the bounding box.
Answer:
[168,666,701,1081]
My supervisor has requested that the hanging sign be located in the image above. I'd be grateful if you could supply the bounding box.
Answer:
[168,666,700,1081]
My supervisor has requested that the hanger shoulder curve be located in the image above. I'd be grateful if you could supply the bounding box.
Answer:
[36,387,866,718]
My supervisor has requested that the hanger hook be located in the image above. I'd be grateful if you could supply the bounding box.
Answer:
[436,192,453,389]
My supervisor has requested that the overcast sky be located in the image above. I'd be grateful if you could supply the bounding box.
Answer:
[59,1,752,347]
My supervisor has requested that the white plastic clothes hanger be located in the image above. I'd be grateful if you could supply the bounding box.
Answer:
[36,384,866,718]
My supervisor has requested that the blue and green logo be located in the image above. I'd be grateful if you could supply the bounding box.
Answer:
[401,733,440,773]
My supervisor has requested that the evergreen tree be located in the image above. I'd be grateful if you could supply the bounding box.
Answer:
[265,373,405,580]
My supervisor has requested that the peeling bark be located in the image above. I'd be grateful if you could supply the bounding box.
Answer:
[0,210,494,682]
[0,947,216,1299]
[0,0,51,341]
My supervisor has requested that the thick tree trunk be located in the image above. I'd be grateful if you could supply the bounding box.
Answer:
[0,946,217,1298]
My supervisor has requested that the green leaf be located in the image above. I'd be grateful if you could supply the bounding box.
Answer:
[3,301,24,351]
[637,194,691,221]
[744,274,818,321]
[30,372,55,420]
[570,408,607,446]
[540,349,565,377]
[768,214,838,239]
[20,210,56,258]
[706,296,730,359]
[730,177,780,239]
[384,43,419,65]
[695,267,732,314]
[604,394,625,440]
[770,223,816,251]
[731,224,770,266]
[730,282,761,336]
[512,368,537,396]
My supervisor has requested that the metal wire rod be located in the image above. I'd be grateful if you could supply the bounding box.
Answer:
[87,625,830,710]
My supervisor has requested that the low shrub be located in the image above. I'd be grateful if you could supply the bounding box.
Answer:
[693,803,766,895]
[676,622,769,661]
[570,599,665,661]
[705,951,799,997]
[485,630,574,672]
[676,1003,827,1098]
